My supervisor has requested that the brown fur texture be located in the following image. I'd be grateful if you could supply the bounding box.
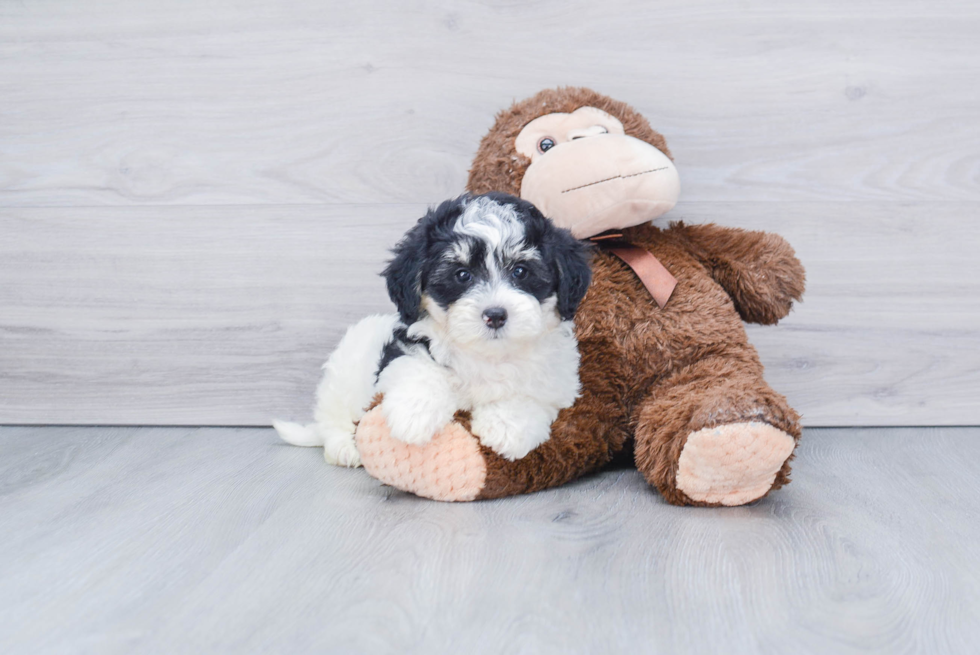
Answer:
[360,87,805,506]
[474,221,804,503]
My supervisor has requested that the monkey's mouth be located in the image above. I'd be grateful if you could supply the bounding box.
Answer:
[561,167,669,194]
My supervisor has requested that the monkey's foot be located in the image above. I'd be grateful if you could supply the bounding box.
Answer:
[675,421,795,506]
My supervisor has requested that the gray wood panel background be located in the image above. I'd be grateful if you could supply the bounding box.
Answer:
[2,0,978,426]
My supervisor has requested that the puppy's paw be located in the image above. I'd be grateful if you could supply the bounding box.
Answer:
[322,427,362,468]
[471,401,554,461]
[376,354,458,446]
[381,391,455,446]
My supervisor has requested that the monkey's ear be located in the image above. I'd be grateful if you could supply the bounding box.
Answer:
[383,221,428,324]
[547,227,593,321]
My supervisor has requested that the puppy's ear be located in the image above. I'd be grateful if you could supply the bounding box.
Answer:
[547,227,593,321]
[383,219,428,324]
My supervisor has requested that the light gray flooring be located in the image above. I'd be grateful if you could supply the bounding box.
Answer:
[2,427,979,654]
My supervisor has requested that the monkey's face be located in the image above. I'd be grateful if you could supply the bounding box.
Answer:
[513,106,680,239]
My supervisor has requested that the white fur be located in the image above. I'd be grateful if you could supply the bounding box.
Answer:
[280,303,579,463]
[370,307,579,460]
[376,354,459,445]
[273,313,400,467]
[276,198,582,463]
[470,397,558,461]
[420,313,579,459]
[434,283,558,346]
[455,197,524,255]
[455,196,540,265]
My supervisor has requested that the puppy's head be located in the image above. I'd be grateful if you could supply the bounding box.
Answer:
[384,192,591,345]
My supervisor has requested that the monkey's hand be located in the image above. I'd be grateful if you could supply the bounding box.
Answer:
[671,222,805,324]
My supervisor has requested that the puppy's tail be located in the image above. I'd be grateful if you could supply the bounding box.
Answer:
[273,420,324,447]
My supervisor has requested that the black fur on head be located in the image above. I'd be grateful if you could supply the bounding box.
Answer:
[539,216,593,320]
[383,197,464,324]
[383,192,592,324]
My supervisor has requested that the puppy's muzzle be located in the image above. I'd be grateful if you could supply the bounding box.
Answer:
[482,307,508,329]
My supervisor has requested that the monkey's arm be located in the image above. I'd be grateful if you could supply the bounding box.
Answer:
[671,222,805,325]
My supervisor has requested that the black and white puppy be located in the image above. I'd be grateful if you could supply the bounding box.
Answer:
[274,192,591,465]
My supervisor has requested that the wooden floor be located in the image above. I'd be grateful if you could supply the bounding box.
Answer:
[1,427,978,654]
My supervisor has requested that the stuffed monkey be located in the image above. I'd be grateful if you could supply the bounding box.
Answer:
[355,87,806,506]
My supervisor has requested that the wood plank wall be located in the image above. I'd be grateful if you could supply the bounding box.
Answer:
[2,0,978,426]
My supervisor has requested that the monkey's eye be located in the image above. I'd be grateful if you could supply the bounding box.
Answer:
[512,265,529,280]
[454,269,472,283]
[537,137,556,153]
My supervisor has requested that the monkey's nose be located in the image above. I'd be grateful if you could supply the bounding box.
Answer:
[482,307,508,329]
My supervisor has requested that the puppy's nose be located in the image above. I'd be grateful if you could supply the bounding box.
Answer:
[482,307,508,329]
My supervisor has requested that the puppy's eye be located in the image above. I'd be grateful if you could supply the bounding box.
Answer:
[538,137,556,153]
[454,269,472,283]
[512,265,529,280]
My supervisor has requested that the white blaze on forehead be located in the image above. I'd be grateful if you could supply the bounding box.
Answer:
[445,239,473,262]
[454,197,525,252]
[453,197,539,267]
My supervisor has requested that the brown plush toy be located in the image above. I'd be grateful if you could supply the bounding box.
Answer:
[355,87,806,506]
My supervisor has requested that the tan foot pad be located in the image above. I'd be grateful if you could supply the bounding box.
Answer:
[675,421,796,506]
[355,407,487,502]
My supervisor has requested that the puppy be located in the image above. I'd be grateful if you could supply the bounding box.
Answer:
[274,192,592,466]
